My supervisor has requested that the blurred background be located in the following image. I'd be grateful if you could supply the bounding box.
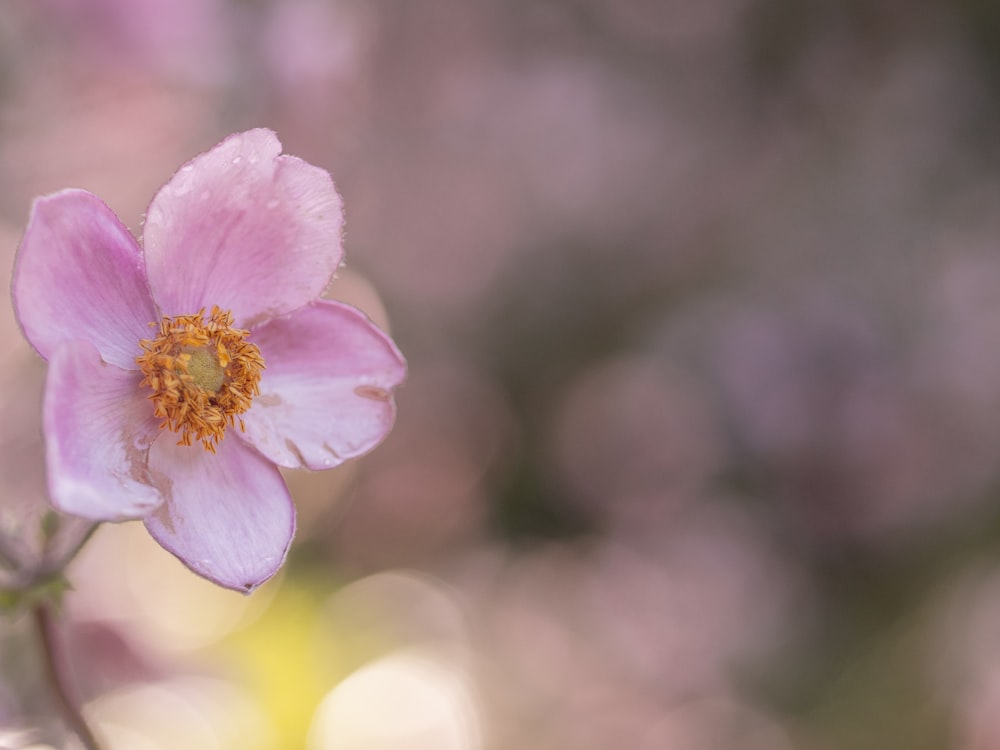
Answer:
[2,0,1000,747]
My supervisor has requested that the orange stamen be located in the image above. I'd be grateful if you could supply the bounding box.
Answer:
[135,306,265,452]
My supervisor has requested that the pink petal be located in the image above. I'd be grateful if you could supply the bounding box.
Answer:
[143,129,344,327]
[144,435,295,592]
[44,340,162,521]
[241,300,406,469]
[13,190,158,369]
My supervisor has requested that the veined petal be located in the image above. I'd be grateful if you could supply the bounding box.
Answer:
[144,436,295,592]
[13,190,157,369]
[242,300,406,470]
[143,129,344,327]
[44,341,162,521]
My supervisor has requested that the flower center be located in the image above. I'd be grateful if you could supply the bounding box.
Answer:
[136,306,265,452]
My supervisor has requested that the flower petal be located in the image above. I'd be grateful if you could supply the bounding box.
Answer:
[143,129,344,327]
[13,190,157,369]
[144,435,295,592]
[44,340,162,521]
[242,300,406,469]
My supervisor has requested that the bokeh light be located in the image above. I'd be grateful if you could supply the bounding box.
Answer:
[307,648,479,750]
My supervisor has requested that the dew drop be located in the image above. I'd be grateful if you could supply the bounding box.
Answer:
[232,155,243,165]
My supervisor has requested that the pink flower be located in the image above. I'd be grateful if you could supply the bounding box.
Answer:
[12,129,406,592]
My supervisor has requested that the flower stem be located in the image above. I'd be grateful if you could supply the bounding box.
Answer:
[47,522,99,575]
[32,601,103,750]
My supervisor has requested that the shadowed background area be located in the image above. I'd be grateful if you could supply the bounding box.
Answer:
[2,0,1000,748]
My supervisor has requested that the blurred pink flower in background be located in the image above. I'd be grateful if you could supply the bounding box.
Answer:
[12,129,405,591]
[547,355,724,533]
[335,358,515,570]
[448,502,804,750]
[17,0,232,82]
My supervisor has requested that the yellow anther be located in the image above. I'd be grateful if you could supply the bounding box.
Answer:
[135,306,265,452]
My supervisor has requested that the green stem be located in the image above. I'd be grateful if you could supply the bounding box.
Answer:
[33,600,103,750]
[46,522,99,575]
